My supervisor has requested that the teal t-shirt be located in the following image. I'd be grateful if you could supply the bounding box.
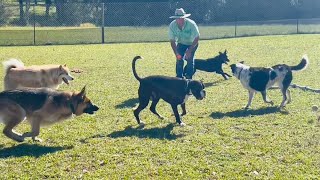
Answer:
[169,18,200,45]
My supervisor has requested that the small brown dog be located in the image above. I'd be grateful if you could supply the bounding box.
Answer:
[0,86,99,142]
[2,59,74,90]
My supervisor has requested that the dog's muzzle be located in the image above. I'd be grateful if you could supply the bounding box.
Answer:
[84,104,99,114]
[62,75,74,85]
[195,90,206,100]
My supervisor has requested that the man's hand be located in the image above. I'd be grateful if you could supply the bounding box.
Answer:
[176,54,182,60]
[185,49,192,60]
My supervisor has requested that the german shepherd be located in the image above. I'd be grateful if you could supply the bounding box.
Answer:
[0,86,99,142]
[2,59,74,90]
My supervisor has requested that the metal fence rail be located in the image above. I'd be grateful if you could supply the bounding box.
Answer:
[0,1,320,46]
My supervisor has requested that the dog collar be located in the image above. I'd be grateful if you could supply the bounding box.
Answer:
[68,102,76,114]
[185,80,192,95]
[238,68,243,79]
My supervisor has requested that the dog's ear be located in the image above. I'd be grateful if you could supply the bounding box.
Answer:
[198,79,205,89]
[79,85,87,98]
[64,64,67,67]
[59,65,62,69]
[224,49,227,54]
[201,81,205,89]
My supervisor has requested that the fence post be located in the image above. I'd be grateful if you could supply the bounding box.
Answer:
[33,3,36,45]
[101,3,105,44]
[296,18,299,34]
[234,17,237,37]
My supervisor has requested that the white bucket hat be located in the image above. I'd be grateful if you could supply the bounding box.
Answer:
[169,8,191,19]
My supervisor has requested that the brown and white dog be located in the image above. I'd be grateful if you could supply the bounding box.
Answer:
[0,86,99,142]
[230,55,309,109]
[2,59,74,90]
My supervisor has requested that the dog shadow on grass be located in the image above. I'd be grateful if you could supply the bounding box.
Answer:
[0,144,73,158]
[210,106,287,119]
[115,98,139,109]
[108,123,184,140]
[81,123,184,142]
[203,79,226,88]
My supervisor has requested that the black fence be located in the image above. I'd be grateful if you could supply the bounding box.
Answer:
[0,0,320,46]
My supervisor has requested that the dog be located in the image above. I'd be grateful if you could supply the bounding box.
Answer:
[0,86,99,142]
[2,59,74,90]
[230,55,309,109]
[132,56,206,126]
[183,50,232,80]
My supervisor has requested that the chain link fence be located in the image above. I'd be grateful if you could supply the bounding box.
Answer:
[1,0,320,46]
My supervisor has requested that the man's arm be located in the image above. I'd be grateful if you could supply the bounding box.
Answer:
[170,40,182,60]
[185,36,199,60]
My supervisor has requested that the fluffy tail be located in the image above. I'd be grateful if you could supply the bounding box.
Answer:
[2,58,24,74]
[290,55,309,71]
[132,56,143,81]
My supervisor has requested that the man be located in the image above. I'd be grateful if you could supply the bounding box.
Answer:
[169,8,200,79]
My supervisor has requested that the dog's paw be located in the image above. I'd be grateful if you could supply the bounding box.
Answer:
[243,106,250,110]
[179,122,186,127]
[279,106,288,113]
[180,112,186,116]
[138,121,145,126]
[15,136,25,142]
[32,137,43,142]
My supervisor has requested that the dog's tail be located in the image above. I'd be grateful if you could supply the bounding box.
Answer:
[132,56,143,81]
[2,58,24,75]
[290,55,309,71]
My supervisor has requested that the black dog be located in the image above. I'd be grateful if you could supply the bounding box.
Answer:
[132,56,206,126]
[184,50,232,80]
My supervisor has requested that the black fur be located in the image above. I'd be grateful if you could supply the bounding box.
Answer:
[230,55,308,109]
[248,67,274,91]
[183,50,232,80]
[132,56,206,125]
[0,88,50,112]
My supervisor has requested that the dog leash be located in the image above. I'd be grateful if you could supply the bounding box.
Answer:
[271,84,320,93]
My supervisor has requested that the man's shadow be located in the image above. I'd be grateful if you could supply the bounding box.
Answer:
[115,98,138,109]
[210,106,286,119]
[0,144,73,158]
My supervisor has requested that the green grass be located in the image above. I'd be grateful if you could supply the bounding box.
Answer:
[0,34,320,179]
[1,24,320,45]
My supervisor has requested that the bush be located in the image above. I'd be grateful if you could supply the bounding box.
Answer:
[0,3,11,25]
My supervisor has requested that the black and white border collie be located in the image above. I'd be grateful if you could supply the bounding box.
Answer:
[230,55,309,109]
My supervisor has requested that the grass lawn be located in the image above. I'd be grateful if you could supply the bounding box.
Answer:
[0,34,320,179]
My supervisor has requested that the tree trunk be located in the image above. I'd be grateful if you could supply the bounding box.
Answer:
[19,0,24,25]
[25,0,31,25]
[45,0,52,17]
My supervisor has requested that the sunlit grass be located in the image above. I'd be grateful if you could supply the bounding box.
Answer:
[0,34,319,179]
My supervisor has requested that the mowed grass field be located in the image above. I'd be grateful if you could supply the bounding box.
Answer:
[0,34,320,179]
